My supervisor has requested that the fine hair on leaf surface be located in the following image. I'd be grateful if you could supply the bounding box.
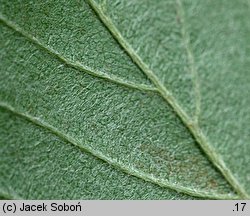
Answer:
[0,0,249,200]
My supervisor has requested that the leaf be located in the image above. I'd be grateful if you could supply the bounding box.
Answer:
[0,0,249,199]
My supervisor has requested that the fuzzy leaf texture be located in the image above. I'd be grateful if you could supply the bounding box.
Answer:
[0,0,249,200]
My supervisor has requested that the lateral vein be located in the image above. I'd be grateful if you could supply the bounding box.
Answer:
[176,0,201,122]
[87,0,249,199]
[0,15,157,93]
[0,102,238,200]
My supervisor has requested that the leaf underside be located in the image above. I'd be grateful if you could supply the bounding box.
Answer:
[0,0,249,199]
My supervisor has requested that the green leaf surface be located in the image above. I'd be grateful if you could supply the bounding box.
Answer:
[0,0,249,199]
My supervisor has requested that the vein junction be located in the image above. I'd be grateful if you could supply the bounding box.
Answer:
[0,1,249,199]
[87,0,249,199]
[0,102,237,200]
[176,0,201,122]
[0,16,156,93]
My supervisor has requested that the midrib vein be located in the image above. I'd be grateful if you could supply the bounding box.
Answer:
[87,0,249,199]
[0,15,156,93]
[0,102,237,200]
[0,5,248,199]
[0,13,219,201]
